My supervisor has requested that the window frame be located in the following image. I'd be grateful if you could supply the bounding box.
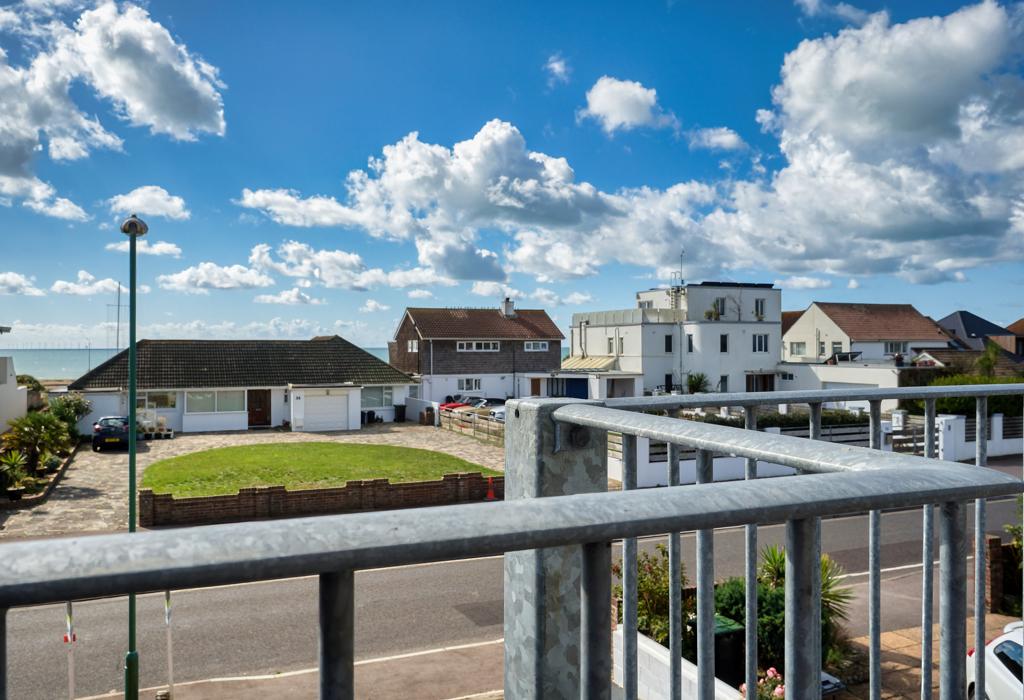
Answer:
[818,341,826,356]
[719,333,729,353]
[456,340,500,352]
[457,377,482,392]
[884,341,908,355]
[754,298,766,319]
[185,390,246,414]
[687,334,694,353]
[407,339,418,353]
[752,333,769,353]
[664,334,673,353]
[719,375,729,392]
[361,385,394,409]
[831,341,843,355]
[524,341,549,352]
[790,341,806,356]
[714,297,727,316]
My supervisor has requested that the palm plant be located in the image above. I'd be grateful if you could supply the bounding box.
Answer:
[3,412,70,467]
[0,450,28,490]
[687,372,710,394]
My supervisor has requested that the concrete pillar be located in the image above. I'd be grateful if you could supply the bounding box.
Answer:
[503,398,607,699]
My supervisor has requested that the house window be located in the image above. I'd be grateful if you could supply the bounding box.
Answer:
[884,341,908,355]
[780,372,795,381]
[638,300,653,309]
[457,378,482,392]
[408,385,419,399]
[457,341,500,352]
[607,337,614,354]
[720,333,729,353]
[687,334,694,353]
[407,339,418,353]
[818,341,826,356]
[831,341,843,355]
[361,386,394,409]
[790,341,806,356]
[719,375,729,392]
[138,391,177,410]
[618,337,624,354]
[185,390,245,413]
[664,334,673,353]
[752,334,769,353]
[524,341,549,352]
[755,298,766,319]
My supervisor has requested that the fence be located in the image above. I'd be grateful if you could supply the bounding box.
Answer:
[439,408,505,443]
[0,383,1021,700]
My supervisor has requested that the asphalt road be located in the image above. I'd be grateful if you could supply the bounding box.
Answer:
[6,491,1022,698]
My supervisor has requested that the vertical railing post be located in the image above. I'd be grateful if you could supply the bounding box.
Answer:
[667,442,682,700]
[808,402,822,441]
[868,399,882,700]
[785,517,821,700]
[974,396,988,700]
[503,398,607,699]
[743,406,758,699]
[319,570,354,700]
[921,399,936,700]
[939,501,966,700]
[581,541,612,700]
[622,433,639,700]
[696,448,714,699]
[0,607,6,700]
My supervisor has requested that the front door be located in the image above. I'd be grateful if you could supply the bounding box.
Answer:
[530,378,542,396]
[247,389,271,427]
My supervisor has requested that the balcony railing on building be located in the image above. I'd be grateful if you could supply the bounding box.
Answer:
[0,384,1021,700]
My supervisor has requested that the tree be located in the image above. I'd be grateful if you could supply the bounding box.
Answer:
[16,374,44,393]
[49,393,92,438]
[975,340,1002,378]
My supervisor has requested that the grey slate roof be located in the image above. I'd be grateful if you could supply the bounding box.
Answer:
[69,336,414,391]
[936,310,1013,351]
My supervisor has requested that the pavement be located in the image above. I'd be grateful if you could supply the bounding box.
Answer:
[0,422,504,539]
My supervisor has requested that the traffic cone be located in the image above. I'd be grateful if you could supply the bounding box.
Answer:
[485,476,497,501]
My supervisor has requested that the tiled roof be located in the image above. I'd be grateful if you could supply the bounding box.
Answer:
[1008,318,1024,336]
[69,336,414,391]
[814,302,949,342]
[781,310,803,336]
[405,308,563,340]
[913,347,1024,377]
[936,311,1013,350]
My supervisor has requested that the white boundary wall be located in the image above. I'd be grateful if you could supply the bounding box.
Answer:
[937,413,1023,462]
[406,397,441,425]
[612,628,737,699]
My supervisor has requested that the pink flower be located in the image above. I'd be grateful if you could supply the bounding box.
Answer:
[739,684,746,694]
[773,686,785,697]
[766,667,778,679]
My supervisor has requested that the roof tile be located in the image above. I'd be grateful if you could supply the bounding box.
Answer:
[814,302,948,342]
[405,307,563,340]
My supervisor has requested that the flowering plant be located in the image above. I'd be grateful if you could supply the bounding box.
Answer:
[738,667,785,699]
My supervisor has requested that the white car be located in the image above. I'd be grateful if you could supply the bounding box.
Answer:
[967,621,1023,699]
[489,406,506,422]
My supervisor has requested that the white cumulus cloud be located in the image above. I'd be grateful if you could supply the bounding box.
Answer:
[794,0,869,24]
[0,271,45,296]
[544,53,570,87]
[105,239,182,257]
[158,263,274,294]
[359,299,390,313]
[254,287,324,305]
[50,270,126,295]
[774,275,832,290]
[108,186,190,220]
[688,127,746,151]
[577,76,678,135]
[407,289,434,299]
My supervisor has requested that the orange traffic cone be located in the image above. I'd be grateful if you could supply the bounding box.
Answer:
[485,476,497,501]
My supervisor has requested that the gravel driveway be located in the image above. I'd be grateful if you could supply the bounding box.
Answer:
[0,423,504,540]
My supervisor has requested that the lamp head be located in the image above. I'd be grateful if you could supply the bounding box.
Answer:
[120,214,148,237]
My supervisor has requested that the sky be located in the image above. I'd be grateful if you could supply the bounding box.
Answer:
[1,0,1023,348]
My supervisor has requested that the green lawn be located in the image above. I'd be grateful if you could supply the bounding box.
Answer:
[141,442,498,497]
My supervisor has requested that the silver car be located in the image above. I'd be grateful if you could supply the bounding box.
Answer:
[967,621,1023,699]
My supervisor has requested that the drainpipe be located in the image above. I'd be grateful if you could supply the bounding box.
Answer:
[429,339,434,402]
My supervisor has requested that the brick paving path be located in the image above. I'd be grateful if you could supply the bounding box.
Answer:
[0,423,504,540]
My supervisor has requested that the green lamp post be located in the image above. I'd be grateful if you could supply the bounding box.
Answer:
[120,213,147,700]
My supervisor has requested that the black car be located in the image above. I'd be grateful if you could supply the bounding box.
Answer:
[91,416,130,451]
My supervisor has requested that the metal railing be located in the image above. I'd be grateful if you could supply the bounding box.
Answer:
[0,384,1020,700]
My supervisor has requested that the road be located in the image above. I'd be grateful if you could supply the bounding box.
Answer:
[7,491,1020,699]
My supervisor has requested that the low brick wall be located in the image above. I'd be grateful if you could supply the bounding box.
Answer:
[139,472,504,527]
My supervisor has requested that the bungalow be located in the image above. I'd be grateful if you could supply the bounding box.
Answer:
[936,310,1018,354]
[68,336,415,434]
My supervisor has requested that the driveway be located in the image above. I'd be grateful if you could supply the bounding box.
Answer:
[0,423,504,540]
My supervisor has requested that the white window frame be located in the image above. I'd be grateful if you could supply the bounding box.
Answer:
[407,339,418,353]
[138,391,177,410]
[818,341,826,356]
[457,378,482,392]
[719,375,729,392]
[607,337,614,354]
[687,334,694,353]
[754,298,766,318]
[457,341,500,352]
[664,334,673,353]
[618,337,624,355]
[524,341,549,352]
[831,341,843,355]
[790,341,806,356]
[884,341,908,355]
[719,333,729,353]
[361,385,394,409]
[714,297,727,316]
[752,334,769,353]
[185,390,247,414]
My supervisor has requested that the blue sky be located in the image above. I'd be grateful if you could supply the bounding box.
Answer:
[1,0,1023,347]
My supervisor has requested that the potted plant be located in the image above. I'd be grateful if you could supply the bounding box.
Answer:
[1,451,28,501]
[43,454,62,474]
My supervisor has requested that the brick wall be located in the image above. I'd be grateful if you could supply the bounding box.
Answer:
[425,339,562,374]
[139,472,504,527]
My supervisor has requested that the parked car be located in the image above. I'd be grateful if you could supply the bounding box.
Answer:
[439,401,471,411]
[967,621,1022,699]
[489,406,506,422]
[92,416,131,452]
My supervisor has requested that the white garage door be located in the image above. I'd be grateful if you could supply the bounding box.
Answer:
[303,391,348,431]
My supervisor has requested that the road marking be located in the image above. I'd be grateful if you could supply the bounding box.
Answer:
[76,639,505,699]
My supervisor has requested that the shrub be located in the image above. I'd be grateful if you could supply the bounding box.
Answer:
[715,577,787,670]
[3,412,70,467]
[908,374,1024,417]
[695,409,866,430]
[687,372,710,394]
[16,374,44,393]
[612,544,697,657]
[49,392,92,439]
[0,450,27,489]
[739,667,786,699]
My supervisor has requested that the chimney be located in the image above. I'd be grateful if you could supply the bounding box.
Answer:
[501,297,516,318]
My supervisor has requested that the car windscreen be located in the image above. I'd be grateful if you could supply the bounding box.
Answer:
[995,640,1023,682]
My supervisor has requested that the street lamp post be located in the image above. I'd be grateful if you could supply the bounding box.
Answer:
[120,214,147,700]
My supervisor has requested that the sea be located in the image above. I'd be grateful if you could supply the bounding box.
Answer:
[0,347,392,380]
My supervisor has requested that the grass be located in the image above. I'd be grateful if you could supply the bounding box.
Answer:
[141,442,498,498]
